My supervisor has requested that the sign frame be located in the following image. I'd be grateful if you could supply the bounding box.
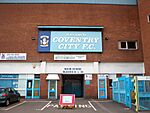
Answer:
[38,31,103,53]
[59,94,75,107]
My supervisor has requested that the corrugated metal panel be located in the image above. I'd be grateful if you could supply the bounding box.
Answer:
[0,0,137,5]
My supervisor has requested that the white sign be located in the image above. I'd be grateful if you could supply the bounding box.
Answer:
[63,68,84,74]
[54,54,86,60]
[38,31,102,52]
[85,74,92,80]
[62,96,73,103]
[0,53,27,60]
[137,76,150,80]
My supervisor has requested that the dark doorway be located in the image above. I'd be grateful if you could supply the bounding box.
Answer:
[62,75,84,97]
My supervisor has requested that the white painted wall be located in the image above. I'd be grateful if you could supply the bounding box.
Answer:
[99,62,145,74]
[0,62,145,74]
[17,74,34,96]
[46,62,96,74]
[0,63,40,74]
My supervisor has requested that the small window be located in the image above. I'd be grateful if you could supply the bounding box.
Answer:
[147,14,150,23]
[109,79,112,88]
[118,41,137,50]
[128,42,136,49]
[120,42,126,48]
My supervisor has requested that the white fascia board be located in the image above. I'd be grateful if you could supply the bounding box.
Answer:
[0,62,40,74]
[99,62,145,74]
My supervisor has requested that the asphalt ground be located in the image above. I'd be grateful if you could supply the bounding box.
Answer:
[0,99,149,113]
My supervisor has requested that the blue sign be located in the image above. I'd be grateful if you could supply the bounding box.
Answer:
[38,31,102,52]
[86,80,90,85]
[0,74,18,78]
[38,31,51,52]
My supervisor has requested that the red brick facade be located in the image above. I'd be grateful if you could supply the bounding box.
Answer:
[138,0,150,75]
[57,75,63,98]
[0,3,146,99]
[40,74,48,99]
[0,4,143,62]
[84,74,98,98]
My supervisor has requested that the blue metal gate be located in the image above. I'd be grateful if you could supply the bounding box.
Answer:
[134,76,150,111]
[112,76,132,108]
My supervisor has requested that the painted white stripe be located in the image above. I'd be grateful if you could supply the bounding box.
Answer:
[26,101,49,103]
[40,101,52,111]
[4,101,26,110]
[88,101,97,111]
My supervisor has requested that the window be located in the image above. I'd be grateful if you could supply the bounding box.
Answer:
[109,79,112,87]
[147,14,150,23]
[118,41,137,50]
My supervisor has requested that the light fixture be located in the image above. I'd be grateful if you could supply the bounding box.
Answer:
[104,37,109,40]
[31,37,36,40]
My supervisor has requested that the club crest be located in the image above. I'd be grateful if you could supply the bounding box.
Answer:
[40,35,49,47]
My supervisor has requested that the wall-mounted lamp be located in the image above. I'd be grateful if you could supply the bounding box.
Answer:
[104,37,109,40]
[33,64,36,69]
[31,37,36,40]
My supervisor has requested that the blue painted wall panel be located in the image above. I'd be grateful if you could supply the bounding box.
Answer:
[0,0,137,5]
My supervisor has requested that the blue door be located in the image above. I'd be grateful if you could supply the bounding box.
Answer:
[26,80,33,99]
[48,80,57,99]
[26,79,40,99]
[98,79,107,99]
[33,79,40,99]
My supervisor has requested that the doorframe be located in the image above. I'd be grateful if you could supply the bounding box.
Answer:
[98,75,107,99]
[62,74,84,97]
[26,79,34,99]
[48,80,57,99]
[26,79,40,99]
[33,79,40,99]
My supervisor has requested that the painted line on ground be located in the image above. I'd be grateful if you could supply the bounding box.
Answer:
[3,101,26,111]
[40,101,52,111]
[26,100,50,103]
[88,101,97,111]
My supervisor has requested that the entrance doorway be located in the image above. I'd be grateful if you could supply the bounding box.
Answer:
[62,75,84,97]
[26,79,40,99]
[98,77,107,99]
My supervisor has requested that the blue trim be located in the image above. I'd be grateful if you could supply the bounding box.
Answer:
[26,79,40,99]
[33,79,40,99]
[98,78,107,99]
[0,0,137,5]
[48,80,57,99]
[26,79,33,99]
[38,26,104,29]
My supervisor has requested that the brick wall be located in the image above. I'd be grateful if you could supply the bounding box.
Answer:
[138,0,150,75]
[0,4,143,63]
[57,74,62,98]
[84,74,98,98]
[40,74,48,99]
